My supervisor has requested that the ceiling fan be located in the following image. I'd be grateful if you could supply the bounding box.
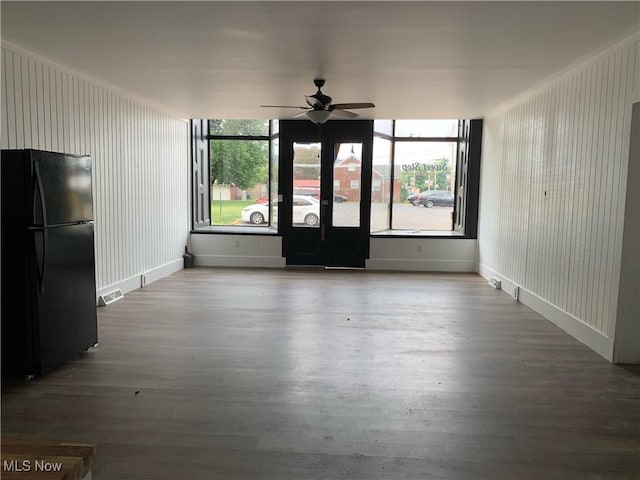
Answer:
[261,79,375,124]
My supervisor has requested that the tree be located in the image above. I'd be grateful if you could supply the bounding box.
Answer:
[293,144,321,181]
[432,157,451,191]
[400,157,452,192]
[210,120,269,190]
[209,119,268,136]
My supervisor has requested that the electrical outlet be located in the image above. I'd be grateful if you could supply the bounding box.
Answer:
[417,244,423,253]
[235,239,240,248]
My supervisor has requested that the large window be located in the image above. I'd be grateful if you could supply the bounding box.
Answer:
[192,118,480,237]
[391,140,456,231]
[371,119,462,234]
[207,120,275,229]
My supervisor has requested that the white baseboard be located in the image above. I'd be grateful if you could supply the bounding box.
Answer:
[195,254,286,268]
[96,258,184,304]
[366,259,476,272]
[142,258,184,287]
[95,275,141,305]
[478,264,614,361]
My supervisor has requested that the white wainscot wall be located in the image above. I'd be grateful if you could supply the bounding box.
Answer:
[190,234,286,268]
[1,42,190,299]
[367,238,477,272]
[478,34,639,362]
[190,234,476,272]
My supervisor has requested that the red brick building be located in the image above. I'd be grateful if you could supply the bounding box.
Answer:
[334,155,401,202]
[292,155,401,202]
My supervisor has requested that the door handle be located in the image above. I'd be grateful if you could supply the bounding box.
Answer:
[320,205,326,241]
[26,226,47,294]
[32,163,48,293]
[39,229,48,294]
[33,162,48,227]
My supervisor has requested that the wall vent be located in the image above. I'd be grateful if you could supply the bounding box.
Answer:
[98,289,124,306]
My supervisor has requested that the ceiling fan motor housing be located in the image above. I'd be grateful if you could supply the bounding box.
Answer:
[306,79,331,108]
[306,92,332,109]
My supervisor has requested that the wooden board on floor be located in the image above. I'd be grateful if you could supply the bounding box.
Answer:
[1,439,94,480]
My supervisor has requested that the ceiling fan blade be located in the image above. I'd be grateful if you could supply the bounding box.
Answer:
[330,109,359,119]
[330,102,375,110]
[305,96,324,108]
[260,105,309,110]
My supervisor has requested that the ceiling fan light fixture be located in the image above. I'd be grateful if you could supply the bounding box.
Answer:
[261,79,375,123]
[306,110,332,124]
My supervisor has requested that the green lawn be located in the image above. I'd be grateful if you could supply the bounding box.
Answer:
[210,200,255,225]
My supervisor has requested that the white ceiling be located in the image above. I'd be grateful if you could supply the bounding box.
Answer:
[1,1,639,120]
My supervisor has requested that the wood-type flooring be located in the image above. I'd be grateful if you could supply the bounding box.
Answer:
[2,268,639,479]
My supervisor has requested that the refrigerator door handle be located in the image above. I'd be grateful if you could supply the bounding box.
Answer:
[38,229,48,294]
[33,163,48,293]
[33,162,48,227]
[26,226,47,294]
[40,229,48,294]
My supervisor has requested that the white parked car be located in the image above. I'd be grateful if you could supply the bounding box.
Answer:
[242,195,320,226]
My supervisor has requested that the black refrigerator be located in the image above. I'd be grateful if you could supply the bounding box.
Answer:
[1,149,98,379]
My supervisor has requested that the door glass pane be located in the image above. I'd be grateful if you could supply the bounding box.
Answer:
[371,136,392,233]
[333,143,362,227]
[292,142,321,228]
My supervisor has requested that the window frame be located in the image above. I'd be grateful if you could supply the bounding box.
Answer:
[191,119,210,230]
[371,119,481,238]
[191,119,482,238]
[191,120,279,235]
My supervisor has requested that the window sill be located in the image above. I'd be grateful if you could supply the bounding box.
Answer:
[371,229,469,238]
[191,225,278,235]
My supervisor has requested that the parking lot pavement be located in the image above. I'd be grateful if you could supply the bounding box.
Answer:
[333,202,454,231]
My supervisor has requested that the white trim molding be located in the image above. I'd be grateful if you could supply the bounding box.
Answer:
[96,258,184,304]
[95,275,141,306]
[478,264,614,361]
[142,259,185,287]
